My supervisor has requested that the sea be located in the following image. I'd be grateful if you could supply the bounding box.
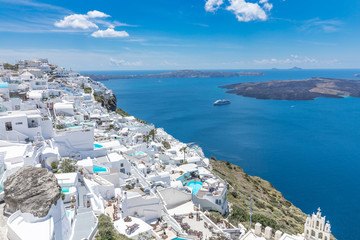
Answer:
[83,69,360,239]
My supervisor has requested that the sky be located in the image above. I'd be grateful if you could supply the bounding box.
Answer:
[0,0,359,70]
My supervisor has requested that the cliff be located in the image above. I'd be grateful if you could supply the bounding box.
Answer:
[210,159,307,235]
[94,92,117,112]
[3,167,61,218]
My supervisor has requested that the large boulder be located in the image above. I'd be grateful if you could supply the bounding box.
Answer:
[4,166,61,218]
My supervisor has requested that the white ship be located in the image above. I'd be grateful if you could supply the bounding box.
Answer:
[213,99,231,105]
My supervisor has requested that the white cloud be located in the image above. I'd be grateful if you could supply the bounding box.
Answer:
[205,0,224,12]
[205,0,272,22]
[299,18,342,33]
[55,14,98,29]
[253,55,318,64]
[54,10,110,30]
[91,28,129,38]
[226,0,268,22]
[110,58,142,66]
[87,10,110,18]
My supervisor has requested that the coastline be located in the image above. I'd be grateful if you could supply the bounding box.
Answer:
[91,77,310,236]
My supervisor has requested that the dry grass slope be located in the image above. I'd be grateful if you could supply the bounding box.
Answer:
[210,159,307,235]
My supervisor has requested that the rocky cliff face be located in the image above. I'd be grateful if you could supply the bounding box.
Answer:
[4,166,61,218]
[94,92,117,112]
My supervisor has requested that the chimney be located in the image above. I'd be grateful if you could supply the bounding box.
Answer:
[255,223,262,236]
[264,226,272,239]
[275,230,283,240]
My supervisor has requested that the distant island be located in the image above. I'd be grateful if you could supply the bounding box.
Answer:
[84,69,265,81]
[271,66,303,71]
[221,77,360,100]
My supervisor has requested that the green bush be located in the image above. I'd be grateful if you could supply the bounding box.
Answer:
[229,205,249,224]
[115,107,130,117]
[252,214,279,230]
[59,159,78,173]
[230,191,238,198]
[50,162,58,170]
[97,214,131,240]
[162,141,171,149]
[55,124,64,130]
[84,87,92,94]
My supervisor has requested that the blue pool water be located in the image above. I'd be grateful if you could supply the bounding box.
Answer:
[130,151,146,156]
[61,188,69,193]
[94,144,103,149]
[187,181,203,195]
[84,69,360,239]
[93,165,107,173]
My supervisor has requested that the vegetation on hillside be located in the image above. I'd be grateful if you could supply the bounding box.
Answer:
[210,159,307,235]
[84,87,92,94]
[3,63,19,70]
[97,214,131,240]
[59,159,78,173]
[116,107,130,117]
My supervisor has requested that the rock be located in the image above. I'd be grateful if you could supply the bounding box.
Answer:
[4,166,61,218]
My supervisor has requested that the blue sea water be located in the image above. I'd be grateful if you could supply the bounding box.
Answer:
[83,69,360,239]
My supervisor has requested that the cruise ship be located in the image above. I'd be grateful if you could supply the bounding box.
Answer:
[213,99,231,105]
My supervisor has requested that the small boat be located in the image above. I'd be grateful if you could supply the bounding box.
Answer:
[214,99,231,105]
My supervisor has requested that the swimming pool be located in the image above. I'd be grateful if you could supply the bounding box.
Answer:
[93,165,107,173]
[130,151,146,156]
[61,188,70,193]
[187,181,203,195]
[94,144,103,149]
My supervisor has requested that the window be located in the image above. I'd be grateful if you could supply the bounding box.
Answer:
[15,122,23,125]
[15,105,20,110]
[120,163,124,167]
[120,168,125,173]
[5,122,12,131]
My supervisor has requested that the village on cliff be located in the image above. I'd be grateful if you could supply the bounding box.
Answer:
[0,59,332,240]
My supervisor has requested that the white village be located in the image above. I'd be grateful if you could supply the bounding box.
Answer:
[0,59,333,240]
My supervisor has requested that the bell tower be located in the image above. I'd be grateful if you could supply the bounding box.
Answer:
[304,208,331,240]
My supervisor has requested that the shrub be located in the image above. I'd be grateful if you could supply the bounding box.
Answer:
[252,214,279,230]
[50,161,58,170]
[225,161,232,169]
[229,205,249,224]
[115,107,130,117]
[162,141,171,149]
[97,214,132,240]
[59,159,78,173]
[55,124,64,130]
[230,191,238,198]
[84,87,92,94]
[210,156,217,161]
[125,184,133,190]
[255,200,266,209]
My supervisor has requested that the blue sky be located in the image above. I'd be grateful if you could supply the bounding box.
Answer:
[0,0,359,70]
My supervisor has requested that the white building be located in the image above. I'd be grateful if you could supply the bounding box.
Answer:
[119,188,162,223]
[7,198,72,240]
[304,208,331,240]
[0,110,53,142]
